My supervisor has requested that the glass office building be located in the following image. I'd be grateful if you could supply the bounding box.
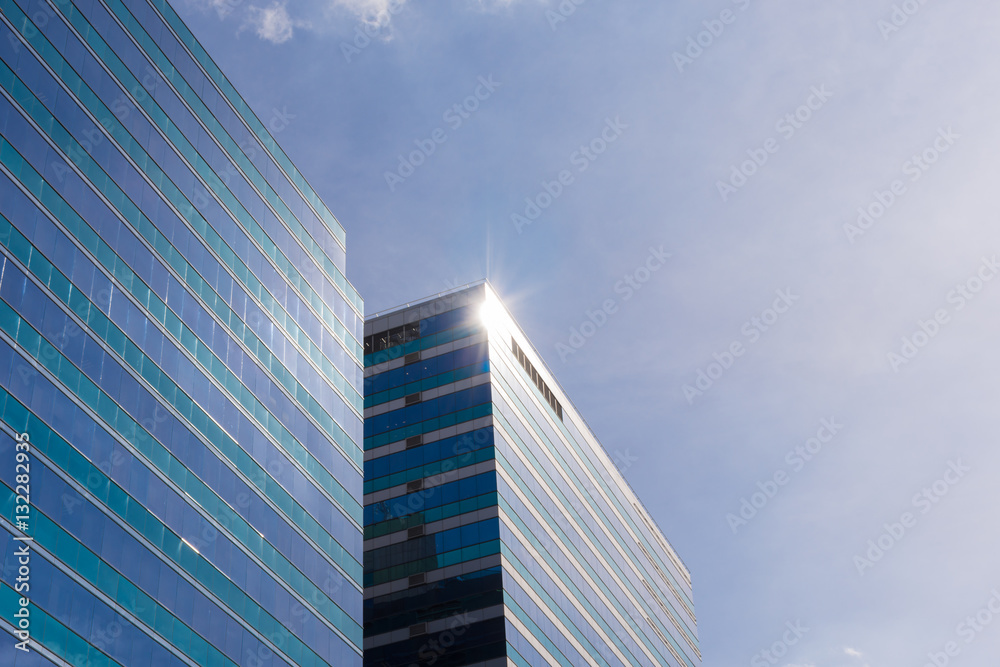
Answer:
[363,283,699,667]
[0,0,365,664]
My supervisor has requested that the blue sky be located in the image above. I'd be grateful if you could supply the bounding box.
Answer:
[173,0,1000,664]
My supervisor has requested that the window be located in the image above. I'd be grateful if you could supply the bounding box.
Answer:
[365,322,420,354]
[511,339,562,421]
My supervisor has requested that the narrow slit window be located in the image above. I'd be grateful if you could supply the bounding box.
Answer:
[511,337,563,422]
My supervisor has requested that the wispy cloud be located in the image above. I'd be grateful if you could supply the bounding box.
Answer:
[191,0,308,43]
[194,0,532,43]
[192,0,241,20]
[244,1,306,44]
[844,646,871,667]
[330,0,398,29]
[330,0,531,31]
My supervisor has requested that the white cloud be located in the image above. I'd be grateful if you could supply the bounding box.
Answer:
[192,0,309,43]
[244,1,306,44]
[194,0,530,43]
[330,0,528,31]
[843,647,871,667]
[331,0,398,29]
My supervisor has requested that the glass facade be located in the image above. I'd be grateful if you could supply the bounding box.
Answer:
[363,283,699,667]
[0,0,365,664]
